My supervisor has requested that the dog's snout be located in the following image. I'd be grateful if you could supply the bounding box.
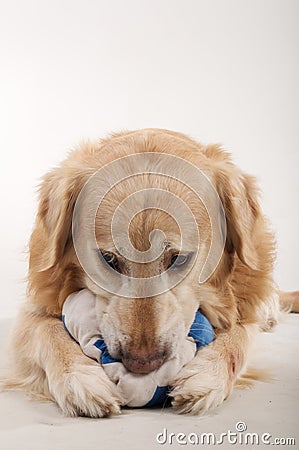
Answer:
[122,350,166,374]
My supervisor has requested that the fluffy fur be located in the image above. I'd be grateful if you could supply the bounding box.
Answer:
[2,128,298,417]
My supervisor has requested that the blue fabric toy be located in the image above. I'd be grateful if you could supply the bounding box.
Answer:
[62,289,214,408]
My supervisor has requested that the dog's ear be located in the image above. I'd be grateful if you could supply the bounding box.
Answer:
[35,169,81,272]
[215,167,261,271]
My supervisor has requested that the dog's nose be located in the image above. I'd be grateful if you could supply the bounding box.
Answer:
[122,351,165,374]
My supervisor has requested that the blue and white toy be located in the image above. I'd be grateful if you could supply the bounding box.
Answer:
[62,289,214,408]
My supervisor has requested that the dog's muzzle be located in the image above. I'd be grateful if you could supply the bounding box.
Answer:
[121,350,166,374]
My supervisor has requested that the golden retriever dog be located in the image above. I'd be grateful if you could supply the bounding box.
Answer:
[3,129,298,417]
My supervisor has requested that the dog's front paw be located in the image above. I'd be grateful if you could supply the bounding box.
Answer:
[170,346,233,415]
[171,376,227,415]
[50,362,123,417]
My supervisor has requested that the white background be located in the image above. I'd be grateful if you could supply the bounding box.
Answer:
[0,0,298,318]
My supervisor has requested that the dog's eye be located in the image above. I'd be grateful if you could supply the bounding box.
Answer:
[99,251,120,272]
[168,253,190,270]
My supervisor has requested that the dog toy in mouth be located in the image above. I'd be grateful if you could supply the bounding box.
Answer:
[62,289,214,408]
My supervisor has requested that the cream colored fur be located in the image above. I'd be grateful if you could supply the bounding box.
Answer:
[2,129,298,417]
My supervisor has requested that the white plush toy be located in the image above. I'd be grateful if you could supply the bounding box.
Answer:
[62,289,214,408]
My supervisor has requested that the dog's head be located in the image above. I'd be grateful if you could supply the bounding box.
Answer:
[31,130,262,373]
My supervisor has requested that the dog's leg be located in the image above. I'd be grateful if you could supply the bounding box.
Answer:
[2,306,123,417]
[170,324,256,415]
[279,290,299,313]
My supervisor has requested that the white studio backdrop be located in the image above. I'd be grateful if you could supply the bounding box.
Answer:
[0,0,298,318]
